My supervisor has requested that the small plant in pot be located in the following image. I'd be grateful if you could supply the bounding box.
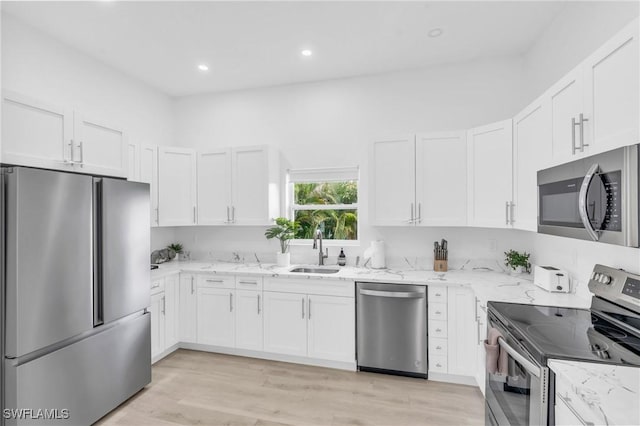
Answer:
[504,249,531,274]
[167,243,183,261]
[264,218,300,267]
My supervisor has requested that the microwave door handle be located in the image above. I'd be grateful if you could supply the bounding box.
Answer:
[579,163,601,242]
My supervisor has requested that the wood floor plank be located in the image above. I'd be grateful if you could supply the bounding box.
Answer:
[96,350,485,426]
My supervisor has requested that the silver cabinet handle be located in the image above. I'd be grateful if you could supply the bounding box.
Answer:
[435,345,443,350]
[435,328,442,332]
[308,298,312,320]
[257,294,261,315]
[229,292,233,312]
[238,280,257,285]
[474,297,479,319]
[66,140,76,164]
[477,320,482,344]
[572,117,579,155]
[191,276,194,294]
[408,203,415,224]
[510,202,515,225]
[193,206,197,223]
[497,337,541,377]
[151,283,160,289]
[231,206,235,223]
[226,206,230,223]
[78,141,84,167]
[556,393,595,426]
[579,113,589,151]
[417,202,422,223]
[301,297,305,319]
[360,289,424,299]
[206,279,224,283]
[505,201,510,225]
[161,296,166,315]
[435,310,442,315]
[579,163,601,242]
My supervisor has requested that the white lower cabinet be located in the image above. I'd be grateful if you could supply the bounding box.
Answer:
[307,295,355,362]
[474,298,488,395]
[179,273,197,343]
[447,287,476,377]
[164,274,180,348]
[263,292,308,356]
[150,274,180,362]
[235,289,263,351]
[197,287,235,347]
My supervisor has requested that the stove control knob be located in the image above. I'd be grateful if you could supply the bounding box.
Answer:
[601,275,612,285]
[591,271,597,280]
[594,273,602,281]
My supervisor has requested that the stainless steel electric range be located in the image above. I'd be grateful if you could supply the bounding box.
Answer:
[485,264,640,426]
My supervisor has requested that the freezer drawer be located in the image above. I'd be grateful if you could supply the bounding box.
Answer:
[356,282,427,377]
[4,313,151,425]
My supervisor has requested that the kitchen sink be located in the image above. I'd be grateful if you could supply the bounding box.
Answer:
[289,267,340,274]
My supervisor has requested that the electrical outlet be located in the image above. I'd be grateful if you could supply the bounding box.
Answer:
[488,239,497,252]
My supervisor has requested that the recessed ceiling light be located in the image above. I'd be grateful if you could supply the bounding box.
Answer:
[301,49,313,57]
[197,64,209,71]
[428,28,444,38]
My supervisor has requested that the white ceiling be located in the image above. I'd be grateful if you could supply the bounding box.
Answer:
[2,1,568,97]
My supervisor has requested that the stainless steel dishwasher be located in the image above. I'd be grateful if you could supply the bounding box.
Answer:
[356,282,427,378]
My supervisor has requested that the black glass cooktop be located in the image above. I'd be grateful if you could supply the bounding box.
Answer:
[489,301,640,366]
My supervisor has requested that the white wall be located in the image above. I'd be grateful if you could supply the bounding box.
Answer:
[1,13,174,148]
[169,56,527,265]
[520,1,640,107]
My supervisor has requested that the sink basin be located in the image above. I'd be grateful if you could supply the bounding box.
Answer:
[289,267,340,274]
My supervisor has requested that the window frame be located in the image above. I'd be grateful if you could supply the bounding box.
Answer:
[286,167,360,247]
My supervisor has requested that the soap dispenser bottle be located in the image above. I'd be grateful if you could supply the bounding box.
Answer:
[338,248,346,266]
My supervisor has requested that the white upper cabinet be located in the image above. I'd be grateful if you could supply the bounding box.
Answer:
[197,145,279,226]
[2,91,74,170]
[140,145,160,227]
[1,91,127,177]
[513,97,551,232]
[415,131,467,226]
[467,119,513,228]
[158,146,197,226]
[371,135,416,226]
[548,68,584,163]
[198,149,232,225]
[583,18,639,155]
[127,142,139,181]
[73,113,127,177]
[231,145,279,225]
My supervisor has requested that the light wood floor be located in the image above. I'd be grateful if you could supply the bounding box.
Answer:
[98,349,485,426]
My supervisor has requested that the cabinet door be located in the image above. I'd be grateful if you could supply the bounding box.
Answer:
[263,292,307,356]
[475,299,488,396]
[447,287,476,377]
[235,289,263,351]
[583,18,639,154]
[371,136,416,226]
[1,91,74,170]
[179,274,197,343]
[158,147,197,226]
[307,295,355,362]
[127,142,139,181]
[415,131,467,226]
[140,145,159,227]
[73,113,127,177]
[150,292,165,360]
[231,146,269,225]
[513,98,551,232]
[548,68,584,162]
[197,287,235,347]
[198,149,232,225]
[164,274,180,348]
[467,119,513,228]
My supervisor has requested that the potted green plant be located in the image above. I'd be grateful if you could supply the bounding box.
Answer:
[167,243,183,261]
[264,218,300,267]
[504,249,531,274]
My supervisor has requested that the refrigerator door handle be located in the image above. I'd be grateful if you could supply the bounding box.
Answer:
[93,178,104,327]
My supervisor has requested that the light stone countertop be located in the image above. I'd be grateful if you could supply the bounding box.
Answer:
[151,260,591,309]
[549,359,640,425]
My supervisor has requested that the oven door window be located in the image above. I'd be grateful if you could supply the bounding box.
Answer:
[486,360,533,425]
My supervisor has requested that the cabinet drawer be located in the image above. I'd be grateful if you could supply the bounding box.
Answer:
[264,277,354,297]
[429,355,448,373]
[428,286,447,303]
[235,275,263,291]
[429,303,447,321]
[429,338,448,356]
[151,278,165,295]
[429,320,448,338]
[197,274,235,289]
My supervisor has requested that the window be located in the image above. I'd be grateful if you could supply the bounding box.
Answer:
[288,167,359,242]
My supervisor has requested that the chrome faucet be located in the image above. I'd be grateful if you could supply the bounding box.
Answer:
[312,228,329,266]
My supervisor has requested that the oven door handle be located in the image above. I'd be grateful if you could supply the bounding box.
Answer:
[578,163,601,242]
[498,337,541,378]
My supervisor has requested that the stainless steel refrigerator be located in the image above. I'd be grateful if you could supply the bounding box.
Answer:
[1,166,151,425]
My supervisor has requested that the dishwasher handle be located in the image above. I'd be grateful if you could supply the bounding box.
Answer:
[359,289,425,299]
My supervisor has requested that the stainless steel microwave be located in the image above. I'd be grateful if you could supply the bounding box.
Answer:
[537,144,639,247]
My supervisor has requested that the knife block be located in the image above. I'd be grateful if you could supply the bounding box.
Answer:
[434,260,448,272]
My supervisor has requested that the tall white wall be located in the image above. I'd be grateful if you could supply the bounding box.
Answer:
[1,13,174,148]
